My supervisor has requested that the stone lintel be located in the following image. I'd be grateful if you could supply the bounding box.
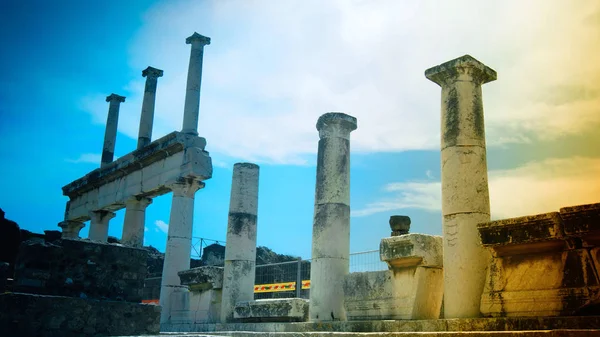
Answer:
[178,266,223,290]
[142,66,164,78]
[425,54,497,87]
[478,212,565,249]
[234,298,309,322]
[379,234,443,268]
[559,202,600,238]
[316,112,358,133]
[186,32,211,46]
[62,131,209,198]
[105,93,126,103]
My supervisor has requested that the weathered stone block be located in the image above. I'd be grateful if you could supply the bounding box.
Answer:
[380,234,443,268]
[0,292,160,337]
[343,268,443,321]
[179,266,224,290]
[13,239,147,302]
[560,202,600,247]
[233,298,309,322]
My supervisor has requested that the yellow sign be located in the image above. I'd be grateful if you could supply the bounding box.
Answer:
[254,280,311,293]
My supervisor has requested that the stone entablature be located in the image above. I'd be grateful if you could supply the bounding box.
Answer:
[478,202,600,317]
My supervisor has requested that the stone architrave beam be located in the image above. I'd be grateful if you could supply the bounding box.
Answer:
[159,178,205,325]
[122,197,153,247]
[182,32,211,136]
[88,210,116,242]
[101,94,126,167]
[137,66,164,150]
[221,163,260,323]
[309,112,357,322]
[425,55,497,319]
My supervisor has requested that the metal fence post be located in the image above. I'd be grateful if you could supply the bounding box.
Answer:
[295,257,302,298]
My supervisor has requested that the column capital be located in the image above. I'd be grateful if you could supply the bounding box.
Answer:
[106,93,126,103]
[58,220,85,239]
[316,112,357,139]
[425,55,497,87]
[88,210,116,223]
[168,178,205,198]
[186,32,211,46]
[142,66,164,79]
[125,196,153,208]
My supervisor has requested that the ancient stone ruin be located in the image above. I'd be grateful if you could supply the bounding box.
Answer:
[1,32,599,337]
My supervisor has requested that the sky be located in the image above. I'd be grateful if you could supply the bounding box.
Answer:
[1,0,599,260]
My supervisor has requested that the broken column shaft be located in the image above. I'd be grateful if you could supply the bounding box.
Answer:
[221,163,260,323]
[425,55,496,318]
[121,197,152,247]
[101,94,126,167]
[88,210,116,242]
[137,66,164,149]
[159,178,204,324]
[309,112,357,322]
[182,32,211,136]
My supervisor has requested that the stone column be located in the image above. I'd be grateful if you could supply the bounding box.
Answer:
[221,163,260,323]
[425,55,496,319]
[88,210,116,242]
[121,197,153,247]
[101,94,126,167]
[137,67,164,149]
[309,112,357,322]
[159,178,204,324]
[58,220,85,239]
[181,32,211,136]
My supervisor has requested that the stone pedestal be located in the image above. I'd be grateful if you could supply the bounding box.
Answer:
[309,112,357,322]
[58,220,85,239]
[122,197,152,247]
[221,163,260,323]
[101,93,126,167]
[88,210,116,242]
[425,55,496,318]
[160,179,204,324]
[137,66,163,149]
[182,32,211,136]
[478,203,600,317]
[178,266,224,324]
[343,234,443,320]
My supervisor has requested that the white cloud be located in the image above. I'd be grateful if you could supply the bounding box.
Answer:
[144,226,148,232]
[80,0,600,164]
[353,156,600,220]
[155,220,169,233]
[65,153,101,164]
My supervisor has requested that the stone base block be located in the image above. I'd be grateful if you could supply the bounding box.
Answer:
[234,298,309,322]
[0,292,160,337]
[343,268,443,320]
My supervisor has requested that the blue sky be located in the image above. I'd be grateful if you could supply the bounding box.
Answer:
[1,0,600,259]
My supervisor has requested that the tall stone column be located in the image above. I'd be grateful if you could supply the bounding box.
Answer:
[101,94,126,167]
[121,197,152,247]
[309,112,357,322]
[88,210,116,242]
[182,32,211,136]
[159,178,204,324]
[137,66,164,149]
[221,163,260,323]
[425,55,496,318]
[58,220,85,239]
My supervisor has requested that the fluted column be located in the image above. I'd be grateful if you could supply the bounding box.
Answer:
[182,32,211,136]
[137,66,164,149]
[309,112,357,322]
[159,178,204,324]
[425,55,496,318]
[58,220,85,239]
[221,163,260,323]
[121,197,153,247]
[88,210,116,242]
[101,94,126,167]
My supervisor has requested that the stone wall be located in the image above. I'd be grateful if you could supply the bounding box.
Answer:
[13,239,147,302]
[0,292,160,337]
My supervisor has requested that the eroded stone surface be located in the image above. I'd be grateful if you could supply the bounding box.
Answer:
[234,299,309,322]
[179,266,224,290]
[380,234,443,268]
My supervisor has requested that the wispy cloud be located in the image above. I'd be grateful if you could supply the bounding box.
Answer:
[353,156,600,220]
[65,153,101,164]
[155,220,169,233]
[80,1,600,165]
